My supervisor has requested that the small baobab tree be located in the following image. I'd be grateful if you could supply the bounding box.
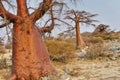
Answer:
[65,10,97,49]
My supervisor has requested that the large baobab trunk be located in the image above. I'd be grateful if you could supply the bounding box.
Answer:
[10,20,56,80]
[75,22,85,49]
[5,0,56,80]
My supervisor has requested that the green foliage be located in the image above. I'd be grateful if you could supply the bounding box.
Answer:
[45,39,76,63]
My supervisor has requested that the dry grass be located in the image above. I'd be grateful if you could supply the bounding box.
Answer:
[45,39,76,63]
[81,35,111,60]
[85,43,108,60]
[0,46,6,54]
[83,36,104,45]
[82,32,120,60]
[0,32,120,80]
[93,32,120,40]
[45,32,120,61]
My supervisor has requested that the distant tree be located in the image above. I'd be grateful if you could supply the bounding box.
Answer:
[65,10,97,49]
[93,24,109,34]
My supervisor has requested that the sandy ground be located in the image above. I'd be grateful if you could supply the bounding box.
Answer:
[0,41,120,80]
[54,58,120,80]
[1,57,120,80]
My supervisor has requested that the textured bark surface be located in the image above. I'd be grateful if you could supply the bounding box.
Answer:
[8,19,56,80]
[1,0,56,79]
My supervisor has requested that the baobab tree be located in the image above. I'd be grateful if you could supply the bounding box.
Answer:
[93,24,109,34]
[0,0,79,80]
[65,10,97,49]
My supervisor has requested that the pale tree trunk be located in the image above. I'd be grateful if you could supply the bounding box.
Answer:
[75,22,85,49]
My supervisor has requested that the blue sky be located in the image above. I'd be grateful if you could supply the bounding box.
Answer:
[69,0,120,32]
[0,0,120,39]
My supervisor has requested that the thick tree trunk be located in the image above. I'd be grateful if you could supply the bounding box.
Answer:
[8,19,56,80]
[76,22,85,49]
[1,0,56,79]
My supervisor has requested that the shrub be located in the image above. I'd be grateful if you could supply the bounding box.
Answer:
[0,59,7,69]
[109,32,120,40]
[93,32,120,40]
[83,36,104,46]
[94,33,111,40]
[85,43,108,60]
[45,39,76,63]
[0,46,6,54]
[0,38,5,54]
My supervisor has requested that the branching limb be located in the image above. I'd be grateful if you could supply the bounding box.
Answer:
[72,10,77,17]
[41,25,53,33]
[0,20,10,28]
[55,18,73,27]
[2,0,16,8]
[40,18,74,33]
[63,27,75,33]
[38,1,69,33]
[30,0,52,23]
[41,8,54,33]
[65,16,75,21]
[0,0,19,23]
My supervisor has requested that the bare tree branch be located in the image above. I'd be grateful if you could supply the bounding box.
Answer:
[41,8,54,33]
[65,16,75,21]
[2,0,16,8]
[40,1,66,33]
[0,1,19,23]
[30,0,52,23]
[30,0,66,23]
[0,20,10,28]
[55,18,73,27]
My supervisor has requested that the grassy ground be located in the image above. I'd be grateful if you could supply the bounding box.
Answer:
[0,32,120,80]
